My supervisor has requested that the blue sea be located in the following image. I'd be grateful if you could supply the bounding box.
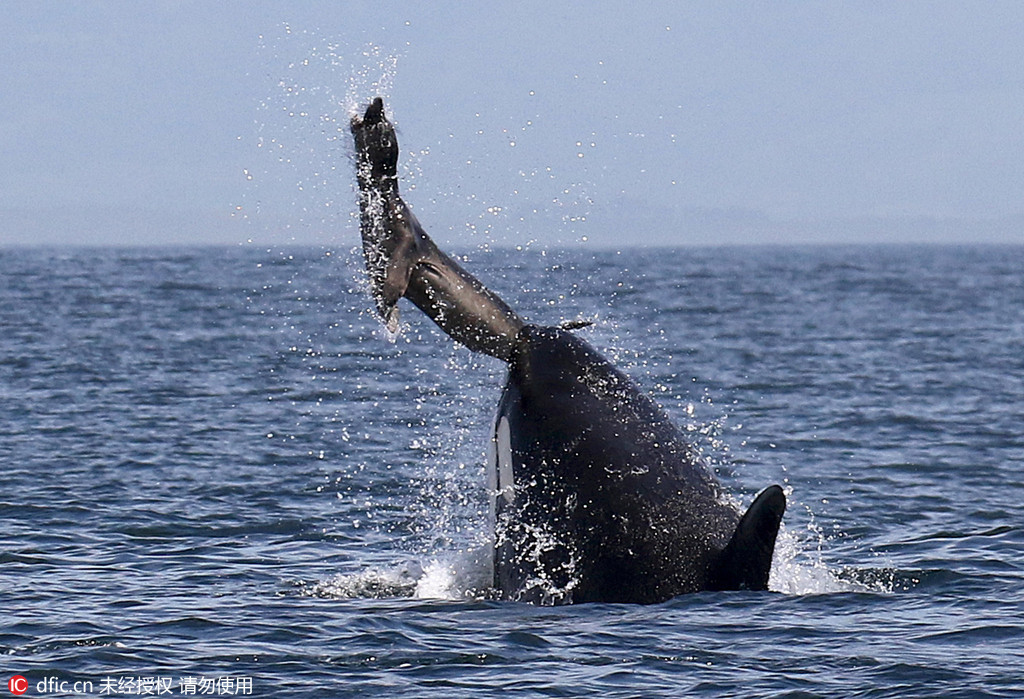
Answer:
[2,243,1022,697]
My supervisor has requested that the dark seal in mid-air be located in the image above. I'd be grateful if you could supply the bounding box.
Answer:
[350,97,786,604]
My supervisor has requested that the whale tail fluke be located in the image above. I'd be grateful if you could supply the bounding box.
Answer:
[709,485,786,591]
[351,98,524,361]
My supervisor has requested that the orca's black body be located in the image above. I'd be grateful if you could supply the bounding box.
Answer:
[351,98,785,604]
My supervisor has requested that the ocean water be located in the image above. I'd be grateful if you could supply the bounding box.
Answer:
[2,243,1022,697]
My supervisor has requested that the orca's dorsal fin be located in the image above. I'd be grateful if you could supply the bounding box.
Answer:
[709,485,786,591]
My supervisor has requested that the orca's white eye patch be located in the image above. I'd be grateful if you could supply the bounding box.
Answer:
[496,416,514,504]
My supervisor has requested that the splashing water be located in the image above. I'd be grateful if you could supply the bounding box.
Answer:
[302,547,493,602]
[248,28,402,242]
[303,521,884,602]
[413,546,495,600]
[302,560,424,599]
[769,527,887,595]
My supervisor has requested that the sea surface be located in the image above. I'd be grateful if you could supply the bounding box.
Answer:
[2,243,1022,697]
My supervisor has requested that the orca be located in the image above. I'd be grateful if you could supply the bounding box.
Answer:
[350,98,786,604]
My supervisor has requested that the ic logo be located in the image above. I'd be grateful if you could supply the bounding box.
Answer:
[8,676,27,695]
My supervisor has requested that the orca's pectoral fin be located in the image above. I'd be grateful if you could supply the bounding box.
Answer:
[709,485,786,591]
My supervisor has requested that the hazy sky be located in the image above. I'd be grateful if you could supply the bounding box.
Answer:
[3,1,1024,247]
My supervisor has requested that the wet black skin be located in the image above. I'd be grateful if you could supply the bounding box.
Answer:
[351,98,785,604]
